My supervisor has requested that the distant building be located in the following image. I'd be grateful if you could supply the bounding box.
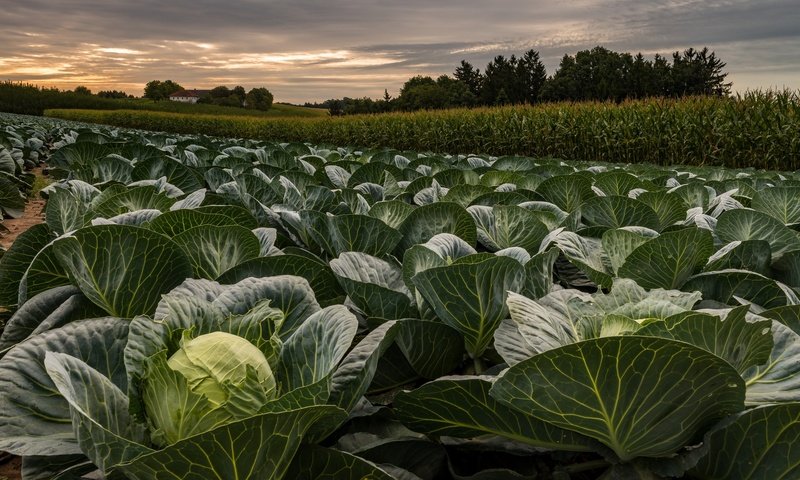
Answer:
[168,89,211,103]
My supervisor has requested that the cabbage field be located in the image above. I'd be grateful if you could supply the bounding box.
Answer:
[0,112,799,479]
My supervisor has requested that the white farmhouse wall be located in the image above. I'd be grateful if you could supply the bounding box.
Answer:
[169,96,199,103]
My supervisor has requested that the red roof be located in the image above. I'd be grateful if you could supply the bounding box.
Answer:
[169,89,212,98]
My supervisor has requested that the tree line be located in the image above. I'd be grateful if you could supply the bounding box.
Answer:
[143,80,274,111]
[306,46,731,115]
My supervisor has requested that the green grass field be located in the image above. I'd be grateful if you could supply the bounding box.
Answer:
[115,99,328,118]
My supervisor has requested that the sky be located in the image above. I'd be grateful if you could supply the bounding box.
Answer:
[1,0,799,103]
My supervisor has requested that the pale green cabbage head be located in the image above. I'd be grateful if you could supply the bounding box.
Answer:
[143,330,278,446]
[167,331,276,405]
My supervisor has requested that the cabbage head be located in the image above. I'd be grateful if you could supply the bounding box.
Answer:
[144,331,278,446]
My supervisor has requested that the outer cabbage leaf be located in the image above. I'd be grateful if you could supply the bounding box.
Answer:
[0,319,129,456]
[53,225,193,317]
[412,254,524,358]
[690,403,800,480]
[395,376,595,452]
[491,336,745,462]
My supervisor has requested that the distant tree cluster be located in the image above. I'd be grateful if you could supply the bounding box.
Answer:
[197,85,246,107]
[145,80,274,111]
[97,90,133,99]
[541,46,730,102]
[0,81,137,116]
[198,85,274,110]
[143,80,184,101]
[317,46,731,115]
[244,87,274,111]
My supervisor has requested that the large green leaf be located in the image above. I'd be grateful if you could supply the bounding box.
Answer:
[412,255,525,358]
[535,174,592,213]
[218,255,344,307]
[491,336,745,462]
[48,142,112,171]
[91,185,176,218]
[716,209,800,261]
[395,319,464,378]
[592,171,646,196]
[501,291,583,358]
[211,276,322,339]
[690,403,800,480]
[543,229,612,288]
[278,305,358,392]
[194,205,258,229]
[522,247,560,299]
[394,377,594,451]
[44,352,152,472]
[0,223,53,307]
[0,319,129,456]
[88,154,134,184]
[397,202,476,253]
[119,406,346,480]
[145,209,240,237]
[744,321,800,405]
[402,233,477,288]
[286,444,397,480]
[367,344,421,393]
[171,225,260,279]
[601,227,659,275]
[368,200,416,229]
[330,252,415,319]
[618,227,714,289]
[327,214,403,257]
[752,186,800,225]
[19,240,72,305]
[774,250,800,288]
[761,305,800,335]
[0,286,103,355]
[635,307,773,375]
[579,196,660,231]
[636,191,689,231]
[442,184,494,208]
[0,146,16,174]
[467,205,549,253]
[704,240,772,275]
[20,454,98,480]
[53,225,193,318]
[0,175,25,218]
[670,182,710,210]
[683,269,799,309]
[45,188,93,235]
[131,156,204,193]
[330,321,399,412]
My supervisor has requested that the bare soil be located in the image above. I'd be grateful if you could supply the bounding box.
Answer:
[0,168,46,251]
[0,168,47,480]
[0,454,21,480]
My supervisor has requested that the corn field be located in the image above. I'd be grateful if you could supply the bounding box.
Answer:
[47,90,800,170]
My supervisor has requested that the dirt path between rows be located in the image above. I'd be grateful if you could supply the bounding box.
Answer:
[0,168,47,251]
[0,168,46,480]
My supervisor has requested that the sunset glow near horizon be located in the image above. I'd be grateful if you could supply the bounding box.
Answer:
[2,0,799,103]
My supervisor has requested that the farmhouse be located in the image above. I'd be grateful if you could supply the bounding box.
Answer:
[168,89,211,103]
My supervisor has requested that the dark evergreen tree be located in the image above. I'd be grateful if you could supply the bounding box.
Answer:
[454,60,484,98]
[670,47,731,96]
[518,49,547,104]
[482,55,520,105]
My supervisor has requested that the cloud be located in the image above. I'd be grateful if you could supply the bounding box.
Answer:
[0,0,797,101]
